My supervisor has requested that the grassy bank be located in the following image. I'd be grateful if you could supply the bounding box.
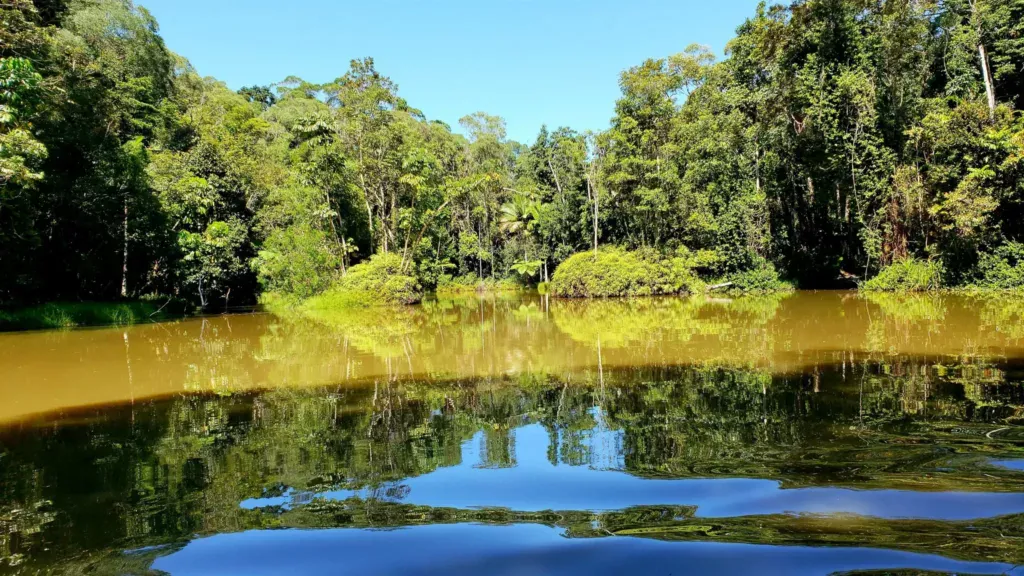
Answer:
[0,301,180,332]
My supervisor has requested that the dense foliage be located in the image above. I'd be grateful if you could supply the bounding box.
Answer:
[1,0,1023,308]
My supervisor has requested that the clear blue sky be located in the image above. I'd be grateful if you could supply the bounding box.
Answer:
[138,0,763,143]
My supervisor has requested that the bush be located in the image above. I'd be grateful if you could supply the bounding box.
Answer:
[550,247,705,298]
[435,274,522,295]
[305,253,421,309]
[862,258,944,292]
[724,261,793,293]
[254,224,340,299]
[973,243,1024,290]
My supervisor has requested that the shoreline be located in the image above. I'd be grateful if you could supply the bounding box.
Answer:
[0,300,192,333]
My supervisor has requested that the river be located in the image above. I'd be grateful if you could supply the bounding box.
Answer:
[1,291,1022,574]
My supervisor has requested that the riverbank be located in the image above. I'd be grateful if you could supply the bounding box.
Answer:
[435,275,525,296]
[0,301,184,332]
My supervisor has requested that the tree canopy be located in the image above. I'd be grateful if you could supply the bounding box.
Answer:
[1,0,1023,307]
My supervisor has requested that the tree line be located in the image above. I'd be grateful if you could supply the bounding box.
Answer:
[2,0,1023,307]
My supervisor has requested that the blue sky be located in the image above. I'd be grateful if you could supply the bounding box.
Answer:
[139,0,763,143]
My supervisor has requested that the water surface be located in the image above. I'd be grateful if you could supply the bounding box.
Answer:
[1,291,1023,574]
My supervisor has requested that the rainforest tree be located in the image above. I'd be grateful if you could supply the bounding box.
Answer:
[0,0,1022,308]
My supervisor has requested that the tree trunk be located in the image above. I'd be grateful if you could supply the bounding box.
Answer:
[979,43,996,119]
[548,157,564,200]
[586,172,599,254]
[341,237,348,275]
[754,141,761,194]
[364,196,374,250]
[121,193,128,298]
[197,277,207,309]
[388,189,397,253]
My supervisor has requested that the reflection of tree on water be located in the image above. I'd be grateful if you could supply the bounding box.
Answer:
[10,291,1024,427]
[247,291,1024,386]
[1,359,1023,572]
[549,295,787,356]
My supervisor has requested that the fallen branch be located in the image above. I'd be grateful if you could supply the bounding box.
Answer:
[150,296,174,318]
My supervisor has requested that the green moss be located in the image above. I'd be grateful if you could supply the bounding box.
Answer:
[435,275,523,296]
[550,247,705,298]
[862,258,944,292]
[305,253,421,309]
[0,301,177,332]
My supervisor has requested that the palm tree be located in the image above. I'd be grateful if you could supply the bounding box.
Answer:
[498,192,539,235]
[499,192,543,279]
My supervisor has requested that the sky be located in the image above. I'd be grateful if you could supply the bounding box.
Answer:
[138,0,764,143]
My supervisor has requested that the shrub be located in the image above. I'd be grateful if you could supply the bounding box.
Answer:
[972,243,1024,290]
[550,247,705,298]
[725,261,793,293]
[254,225,339,299]
[305,253,421,309]
[862,258,944,292]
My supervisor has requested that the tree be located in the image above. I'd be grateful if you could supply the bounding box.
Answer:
[238,84,277,110]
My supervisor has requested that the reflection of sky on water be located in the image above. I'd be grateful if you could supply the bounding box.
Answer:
[992,459,1024,471]
[152,523,1024,576]
[242,420,1024,521]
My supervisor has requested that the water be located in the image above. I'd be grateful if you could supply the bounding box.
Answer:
[1,291,1023,574]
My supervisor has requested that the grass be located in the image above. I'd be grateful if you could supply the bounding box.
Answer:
[0,300,178,332]
[861,258,944,292]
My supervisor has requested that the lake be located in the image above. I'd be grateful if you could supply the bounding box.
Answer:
[1,291,1023,575]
